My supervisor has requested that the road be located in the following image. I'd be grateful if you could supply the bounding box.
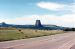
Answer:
[0,32,75,49]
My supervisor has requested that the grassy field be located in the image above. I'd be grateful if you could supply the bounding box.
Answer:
[0,28,64,42]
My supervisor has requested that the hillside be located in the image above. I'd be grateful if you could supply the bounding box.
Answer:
[0,22,67,30]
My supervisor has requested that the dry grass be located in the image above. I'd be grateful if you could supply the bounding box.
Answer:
[0,28,64,42]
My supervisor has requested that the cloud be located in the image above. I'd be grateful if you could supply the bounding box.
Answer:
[37,2,75,14]
[37,2,64,11]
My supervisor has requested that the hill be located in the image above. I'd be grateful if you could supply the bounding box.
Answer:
[0,22,67,30]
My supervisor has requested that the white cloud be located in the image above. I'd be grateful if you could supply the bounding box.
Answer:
[37,2,64,11]
[37,2,75,14]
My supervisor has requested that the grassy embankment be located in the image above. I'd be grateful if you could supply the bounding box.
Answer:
[0,28,64,42]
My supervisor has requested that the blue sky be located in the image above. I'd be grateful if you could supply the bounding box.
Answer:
[0,0,75,27]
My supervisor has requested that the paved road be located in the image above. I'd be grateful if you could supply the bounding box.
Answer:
[0,32,75,49]
[70,44,75,49]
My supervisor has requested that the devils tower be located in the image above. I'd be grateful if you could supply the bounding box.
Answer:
[35,20,43,27]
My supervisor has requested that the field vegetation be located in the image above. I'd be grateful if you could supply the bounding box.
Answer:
[0,28,64,42]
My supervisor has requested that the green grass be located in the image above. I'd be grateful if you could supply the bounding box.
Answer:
[0,29,64,42]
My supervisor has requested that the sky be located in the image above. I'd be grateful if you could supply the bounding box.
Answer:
[0,0,75,27]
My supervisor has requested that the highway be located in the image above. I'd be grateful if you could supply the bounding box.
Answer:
[0,32,75,49]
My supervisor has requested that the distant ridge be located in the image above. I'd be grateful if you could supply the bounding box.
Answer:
[0,20,68,30]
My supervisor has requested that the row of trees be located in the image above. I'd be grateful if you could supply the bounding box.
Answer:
[64,28,75,31]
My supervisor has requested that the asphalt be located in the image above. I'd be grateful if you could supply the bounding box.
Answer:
[0,32,75,49]
[70,44,75,49]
